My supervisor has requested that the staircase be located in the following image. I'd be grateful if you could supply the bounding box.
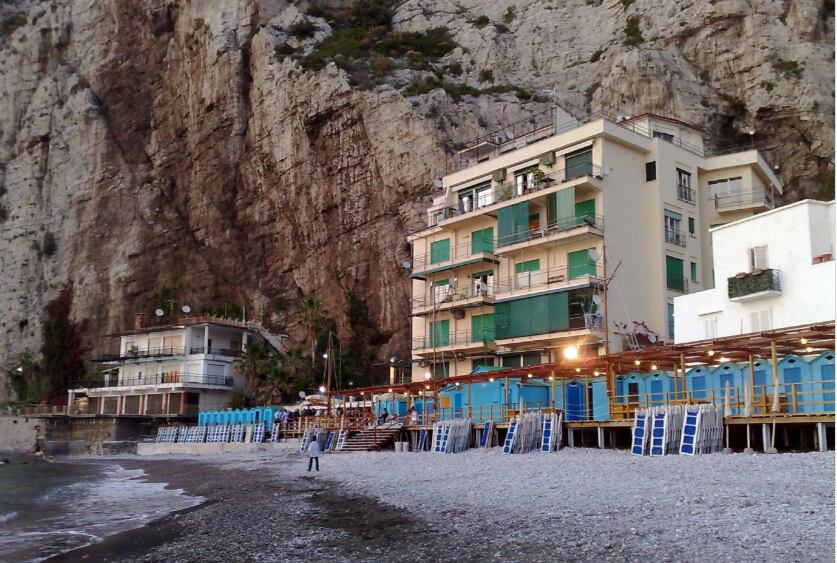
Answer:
[337,426,401,452]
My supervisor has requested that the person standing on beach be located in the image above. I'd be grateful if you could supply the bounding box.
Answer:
[307,439,320,472]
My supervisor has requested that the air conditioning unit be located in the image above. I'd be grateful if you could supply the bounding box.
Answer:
[493,168,507,182]
[452,309,466,320]
[540,151,556,166]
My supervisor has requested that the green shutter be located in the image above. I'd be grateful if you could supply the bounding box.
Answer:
[430,319,450,347]
[554,186,575,229]
[514,259,540,274]
[666,256,685,290]
[546,193,558,227]
[430,239,450,264]
[522,352,541,367]
[568,249,596,278]
[575,199,596,226]
[492,292,570,339]
[471,313,495,341]
[664,210,682,221]
[566,149,593,179]
[471,227,494,254]
[547,292,569,332]
[433,362,449,379]
[688,217,695,235]
[472,269,493,278]
[690,262,698,282]
[498,202,529,246]
[494,301,512,339]
[433,279,449,287]
[502,355,522,368]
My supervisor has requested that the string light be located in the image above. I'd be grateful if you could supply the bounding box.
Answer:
[708,350,715,357]
[593,371,600,376]
[575,367,581,373]
[527,373,533,379]
[801,338,808,345]
[424,372,431,380]
[425,384,430,390]
[651,364,657,371]
[548,376,555,381]
[489,377,495,382]
[318,386,326,393]
[634,360,641,366]
[388,388,393,393]
[806,347,814,353]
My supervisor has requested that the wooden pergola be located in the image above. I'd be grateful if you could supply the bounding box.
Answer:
[345,322,835,402]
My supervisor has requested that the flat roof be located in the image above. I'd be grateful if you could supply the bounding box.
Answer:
[111,316,268,337]
[709,199,834,234]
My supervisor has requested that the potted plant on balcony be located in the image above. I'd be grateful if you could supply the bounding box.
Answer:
[614,321,662,350]
[496,182,513,201]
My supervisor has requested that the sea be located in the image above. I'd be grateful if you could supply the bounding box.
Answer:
[0,459,203,562]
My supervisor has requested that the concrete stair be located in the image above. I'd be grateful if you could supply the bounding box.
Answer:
[338,426,401,452]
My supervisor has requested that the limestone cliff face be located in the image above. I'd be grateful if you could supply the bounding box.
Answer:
[0,0,833,398]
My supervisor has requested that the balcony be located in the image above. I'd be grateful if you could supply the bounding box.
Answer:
[426,164,605,229]
[411,241,498,279]
[664,227,687,247]
[666,275,689,293]
[496,213,604,251]
[411,284,494,315]
[72,372,234,390]
[728,269,781,302]
[119,346,186,360]
[188,346,242,357]
[714,189,775,212]
[494,313,605,350]
[677,184,695,204]
[411,330,496,356]
[495,264,605,297]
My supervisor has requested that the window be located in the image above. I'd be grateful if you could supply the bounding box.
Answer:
[432,279,450,303]
[522,352,541,366]
[749,245,768,270]
[708,177,743,203]
[667,303,675,340]
[472,270,494,296]
[690,262,698,283]
[568,249,597,279]
[433,362,450,380]
[471,313,495,341]
[471,357,495,370]
[476,184,493,208]
[457,181,492,212]
[688,217,695,236]
[653,130,675,142]
[514,166,538,195]
[676,168,694,203]
[750,309,772,332]
[494,292,570,339]
[514,259,540,289]
[471,227,494,254]
[701,314,718,339]
[645,161,656,181]
[565,148,593,179]
[664,210,684,246]
[666,256,687,292]
[430,239,450,264]
[574,199,596,226]
[429,319,450,347]
[497,202,529,246]
[501,355,522,368]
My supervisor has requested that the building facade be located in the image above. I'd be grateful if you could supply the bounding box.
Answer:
[68,316,287,417]
[674,199,835,342]
[409,110,783,381]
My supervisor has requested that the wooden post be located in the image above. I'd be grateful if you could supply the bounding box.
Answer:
[679,353,686,402]
[467,378,472,420]
[791,383,798,414]
[584,372,590,420]
[748,353,756,414]
[550,370,556,412]
[770,340,779,452]
[504,376,510,421]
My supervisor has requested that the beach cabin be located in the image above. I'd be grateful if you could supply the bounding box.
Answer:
[686,366,711,401]
[646,371,677,407]
[374,393,407,417]
[563,380,588,421]
[742,358,773,410]
[589,377,609,420]
[614,373,648,408]
[778,355,813,413]
[438,379,551,423]
[710,363,744,414]
[810,352,835,413]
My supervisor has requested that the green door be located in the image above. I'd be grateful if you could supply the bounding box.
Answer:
[497,202,529,246]
[574,199,596,226]
[430,319,450,347]
[471,227,494,254]
[566,149,593,180]
[430,239,450,264]
[666,256,685,291]
[568,249,597,278]
[471,313,495,342]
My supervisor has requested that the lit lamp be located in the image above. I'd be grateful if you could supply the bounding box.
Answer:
[634,360,641,366]
[707,350,715,357]
[527,373,533,379]
[424,371,432,380]
[318,386,326,393]
[563,345,579,360]
[651,364,658,371]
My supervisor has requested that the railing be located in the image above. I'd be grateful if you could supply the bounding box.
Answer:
[411,330,495,351]
[714,189,775,210]
[120,346,186,359]
[728,269,781,300]
[427,164,605,227]
[495,264,605,293]
[411,283,494,310]
[496,213,604,248]
[664,227,687,247]
[666,275,689,293]
[189,346,242,356]
[412,240,495,273]
[6,404,68,416]
[676,184,695,204]
[72,372,234,389]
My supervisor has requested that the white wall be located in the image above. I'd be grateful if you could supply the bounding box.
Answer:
[674,200,836,342]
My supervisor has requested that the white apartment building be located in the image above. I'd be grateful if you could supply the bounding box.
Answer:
[408,108,784,381]
[68,315,287,417]
[674,199,835,342]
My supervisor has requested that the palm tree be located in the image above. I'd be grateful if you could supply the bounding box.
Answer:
[297,298,323,364]
[235,338,269,399]
[256,347,314,404]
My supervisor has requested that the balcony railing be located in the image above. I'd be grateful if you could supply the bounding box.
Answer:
[714,189,775,210]
[427,164,604,227]
[677,184,695,204]
[121,346,186,359]
[412,240,495,273]
[73,372,234,389]
[664,227,687,247]
[411,283,494,311]
[727,269,781,300]
[495,264,605,294]
[666,275,689,293]
[496,213,604,248]
[188,346,242,356]
[411,330,495,351]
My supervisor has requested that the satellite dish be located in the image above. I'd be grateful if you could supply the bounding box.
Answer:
[298,391,307,399]
[181,305,191,314]
[504,130,514,141]
[154,309,164,317]
[587,249,600,262]
[648,334,657,343]
[402,261,412,269]
[433,178,443,189]
[592,294,602,306]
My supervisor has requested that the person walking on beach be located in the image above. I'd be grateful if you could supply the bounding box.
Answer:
[307,439,320,472]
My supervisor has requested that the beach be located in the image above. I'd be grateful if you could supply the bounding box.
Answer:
[51,448,835,563]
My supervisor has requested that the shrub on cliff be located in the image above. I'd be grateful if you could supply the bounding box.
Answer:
[40,284,89,400]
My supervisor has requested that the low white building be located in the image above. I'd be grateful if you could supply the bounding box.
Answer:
[674,199,835,342]
[69,315,287,417]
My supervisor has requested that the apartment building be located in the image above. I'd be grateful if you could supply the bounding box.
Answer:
[68,315,287,417]
[674,199,835,342]
[408,109,783,381]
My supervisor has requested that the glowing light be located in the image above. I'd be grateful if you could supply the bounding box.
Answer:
[593,371,600,376]
[651,364,657,371]
[388,388,393,393]
[806,347,814,353]
[489,377,495,382]
[360,391,365,395]
[527,373,533,379]
[318,386,326,393]
[575,367,581,373]
[708,350,715,357]
[634,360,641,366]
[719,357,730,363]
[563,346,579,360]
[455,381,461,386]
[801,338,808,345]
[424,372,432,380]
[425,384,430,390]
[418,391,423,396]
[548,376,555,381]
[322,353,328,359]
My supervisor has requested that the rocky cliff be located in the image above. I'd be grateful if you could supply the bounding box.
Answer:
[0,0,833,397]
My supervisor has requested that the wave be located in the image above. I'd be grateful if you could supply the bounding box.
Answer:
[0,511,17,523]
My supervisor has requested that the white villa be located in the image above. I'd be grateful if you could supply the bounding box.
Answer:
[674,199,835,342]
[68,315,287,417]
